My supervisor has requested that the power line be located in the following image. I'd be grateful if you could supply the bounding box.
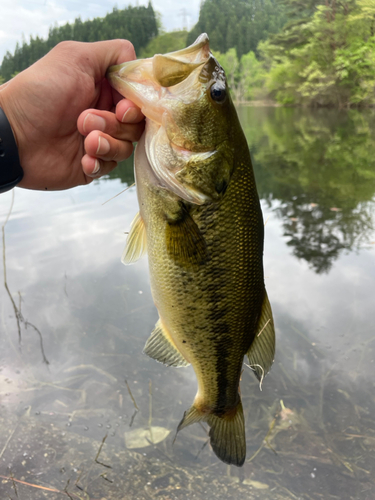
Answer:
[178,7,191,31]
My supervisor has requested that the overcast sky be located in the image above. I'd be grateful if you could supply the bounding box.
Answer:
[0,0,200,62]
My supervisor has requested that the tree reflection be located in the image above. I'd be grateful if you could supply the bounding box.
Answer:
[240,107,375,273]
[278,201,372,273]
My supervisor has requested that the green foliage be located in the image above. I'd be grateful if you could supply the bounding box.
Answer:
[139,31,188,58]
[4,0,374,107]
[214,49,267,101]
[261,0,375,107]
[240,52,268,100]
[0,3,158,82]
[187,0,287,58]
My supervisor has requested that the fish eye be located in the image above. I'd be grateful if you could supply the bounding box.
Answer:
[210,84,227,103]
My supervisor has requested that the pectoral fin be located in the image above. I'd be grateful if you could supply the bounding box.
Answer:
[121,212,147,265]
[247,290,275,383]
[166,207,208,266]
[144,319,190,367]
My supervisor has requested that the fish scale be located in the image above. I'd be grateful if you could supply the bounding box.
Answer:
[107,33,275,466]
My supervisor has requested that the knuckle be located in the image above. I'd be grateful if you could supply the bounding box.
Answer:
[121,39,136,59]
[53,40,79,54]
[111,143,119,161]
[124,141,134,158]
[112,39,136,60]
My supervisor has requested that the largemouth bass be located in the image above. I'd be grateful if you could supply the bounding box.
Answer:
[107,34,275,467]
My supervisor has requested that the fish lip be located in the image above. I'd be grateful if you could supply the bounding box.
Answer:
[106,33,211,114]
[106,32,210,81]
[107,33,215,205]
[156,32,210,60]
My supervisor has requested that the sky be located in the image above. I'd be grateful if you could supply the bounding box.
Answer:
[0,0,201,62]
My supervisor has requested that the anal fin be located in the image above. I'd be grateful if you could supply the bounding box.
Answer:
[143,319,190,367]
[247,290,275,384]
[122,212,147,265]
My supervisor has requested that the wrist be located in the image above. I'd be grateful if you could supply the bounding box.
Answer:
[0,95,24,193]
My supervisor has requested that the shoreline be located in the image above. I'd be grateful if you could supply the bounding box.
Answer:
[234,100,281,107]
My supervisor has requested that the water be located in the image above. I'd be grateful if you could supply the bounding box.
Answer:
[0,107,374,499]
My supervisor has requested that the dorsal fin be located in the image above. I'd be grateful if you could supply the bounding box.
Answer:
[121,212,147,265]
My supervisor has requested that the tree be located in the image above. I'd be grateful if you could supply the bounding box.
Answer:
[139,31,188,58]
[214,49,267,102]
[187,0,287,58]
[0,5,159,82]
[260,0,375,106]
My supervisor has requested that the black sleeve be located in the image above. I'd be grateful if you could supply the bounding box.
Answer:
[0,107,24,193]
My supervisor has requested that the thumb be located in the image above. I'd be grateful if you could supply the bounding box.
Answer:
[78,39,136,82]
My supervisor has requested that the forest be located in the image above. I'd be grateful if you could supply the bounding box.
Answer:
[1,0,375,107]
[0,3,158,83]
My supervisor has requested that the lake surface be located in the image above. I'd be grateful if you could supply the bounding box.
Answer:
[0,107,374,500]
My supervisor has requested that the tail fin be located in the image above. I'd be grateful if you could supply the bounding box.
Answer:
[177,400,246,467]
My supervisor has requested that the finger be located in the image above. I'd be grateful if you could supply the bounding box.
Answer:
[84,131,135,162]
[78,106,144,139]
[116,99,144,123]
[81,155,118,179]
[96,78,115,111]
[79,39,136,82]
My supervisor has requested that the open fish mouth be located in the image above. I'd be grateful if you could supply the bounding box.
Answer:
[107,34,218,205]
[107,33,210,122]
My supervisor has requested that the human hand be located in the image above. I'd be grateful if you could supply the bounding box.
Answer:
[0,39,144,190]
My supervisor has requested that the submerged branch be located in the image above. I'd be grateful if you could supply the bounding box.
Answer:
[2,191,49,365]
[125,379,139,427]
[2,191,22,342]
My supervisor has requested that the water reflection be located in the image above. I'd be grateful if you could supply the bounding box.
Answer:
[0,108,374,498]
[239,107,375,273]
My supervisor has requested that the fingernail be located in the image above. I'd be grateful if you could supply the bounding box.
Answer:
[92,159,101,175]
[83,113,106,134]
[122,107,138,123]
[96,136,110,155]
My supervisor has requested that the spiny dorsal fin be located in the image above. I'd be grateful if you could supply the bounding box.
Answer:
[166,209,208,266]
[177,400,246,467]
[143,319,190,367]
[121,212,147,265]
[247,290,275,384]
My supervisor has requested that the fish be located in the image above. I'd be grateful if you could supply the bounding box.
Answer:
[107,33,275,467]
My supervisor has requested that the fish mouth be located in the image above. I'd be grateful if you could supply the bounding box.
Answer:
[106,33,210,127]
[107,34,217,205]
